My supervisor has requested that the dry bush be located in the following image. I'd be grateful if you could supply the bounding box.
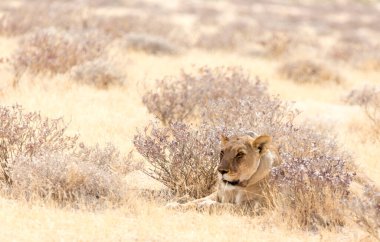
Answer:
[138,66,366,229]
[92,14,188,46]
[0,105,134,206]
[8,147,126,206]
[195,31,238,50]
[345,86,380,139]
[329,42,360,63]
[201,97,296,146]
[344,85,380,106]
[12,28,108,79]
[0,105,77,185]
[195,20,256,50]
[329,42,380,71]
[258,32,293,58]
[70,59,125,88]
[134,122,221,198]
[249,32,318,59]
[0,2,88,36]
[349,186,380,240]
[142,66,267,125]
[354,50,380,71]
[271,134,354,228]
[362,92,380,139]
[122,33,179,55]
[278,60,343,84]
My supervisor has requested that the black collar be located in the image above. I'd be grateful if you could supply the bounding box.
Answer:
[222,179,240,186]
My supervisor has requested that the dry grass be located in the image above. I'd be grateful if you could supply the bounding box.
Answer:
[0,1,87,36]
[0,105,136,206]
[278,60,343,84]
[70,58,125,88]
[122,33,179,55]
[142,66,266,124]
[363,93,380,139]
[136,69,375,231]
[0,0,380,241]
[12,28,108,83]
[344,86,380,139]
[1,196,372,242]
[134,122,220,198]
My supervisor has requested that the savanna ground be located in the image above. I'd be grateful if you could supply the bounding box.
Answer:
[0,0,380,241]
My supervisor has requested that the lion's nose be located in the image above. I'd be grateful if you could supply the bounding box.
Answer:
[218,168,228,175]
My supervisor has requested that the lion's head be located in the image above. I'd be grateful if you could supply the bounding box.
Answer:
[218,134,272,186]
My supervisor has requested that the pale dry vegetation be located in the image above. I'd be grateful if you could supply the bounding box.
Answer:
[12,28,108,81]
[0,0,380,241]
[0,1,87,36]
[278,60,343,84]
[134,122,220,199]
[70,58,125,88]
[345,86,380,139]
[136,70,377,231]
[0,105,135,206]
[142,67,266,125]
[122,33,179,55]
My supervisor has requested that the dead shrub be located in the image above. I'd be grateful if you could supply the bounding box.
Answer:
[271,136,354,228]
[93,15,157,38]
[138,66,360,228]
[0,105,135,206]
[354,50,380,71]
[138,64,379,231]
[195,20,256,50]
[92,14,188,47]
[344,85,380,106]
[70,59,125,88]
[201,97,296,147]
[362,92,380,139]
[134,122,220,199]
[278,60,342,84]
[0,105,77,185]
[195,31,238,50]
[0,2,88,36]
[258,32,293,58]
[9,147,126,206]
[329,42,359,63]
[122,32,179,55]
[344,85,380,139]
[348,186,380,240]
[329,42,380,71]
[12,28,108,79]
[142,66,267,125]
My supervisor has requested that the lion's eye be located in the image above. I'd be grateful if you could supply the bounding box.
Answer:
[236,152,245,159]
[220,151,224,159]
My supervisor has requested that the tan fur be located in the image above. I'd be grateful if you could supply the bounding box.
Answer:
[166,134,280,210]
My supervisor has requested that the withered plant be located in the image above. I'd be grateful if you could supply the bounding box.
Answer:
[142,66,267,125]
[362,91,380,139]
[70,59,125,89]
[122,32,179,55]
[137,66,364,229]
[0,105,135,206]
[134,122,221,198]
[345,86,380,139]
[279,60,342,84]
[0,105,77,185]
[12,28,108,80]
[0,1,88,36]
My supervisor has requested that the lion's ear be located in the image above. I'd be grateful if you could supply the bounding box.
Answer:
[221,134,229,145]
[252,135,272,154]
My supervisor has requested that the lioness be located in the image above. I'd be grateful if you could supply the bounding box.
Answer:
[167,133,280,210]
